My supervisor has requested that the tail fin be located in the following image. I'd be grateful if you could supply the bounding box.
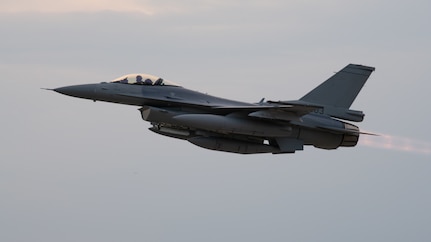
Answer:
[300,64,375,109]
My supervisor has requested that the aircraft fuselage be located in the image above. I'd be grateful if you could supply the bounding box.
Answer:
[53,64,374,154]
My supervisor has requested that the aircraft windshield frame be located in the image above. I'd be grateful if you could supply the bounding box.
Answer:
[111,73,180,86]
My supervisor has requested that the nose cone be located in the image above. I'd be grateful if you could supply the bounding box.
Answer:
[54,84,97,100]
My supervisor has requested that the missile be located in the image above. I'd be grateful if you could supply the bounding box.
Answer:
[149,126,191,140]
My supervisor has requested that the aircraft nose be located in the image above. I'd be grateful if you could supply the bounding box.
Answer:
[54,84,97,99]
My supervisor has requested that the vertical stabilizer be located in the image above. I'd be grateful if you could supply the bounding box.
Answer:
[300,64,375,108]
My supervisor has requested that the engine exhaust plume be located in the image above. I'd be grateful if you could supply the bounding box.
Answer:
[359,132,431,155]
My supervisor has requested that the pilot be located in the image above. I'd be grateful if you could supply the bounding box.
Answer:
[143,78,153,85]
[154,78,163,85]
[136,75,143,84]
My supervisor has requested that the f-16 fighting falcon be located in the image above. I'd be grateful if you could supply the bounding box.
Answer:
[52,64,375,154]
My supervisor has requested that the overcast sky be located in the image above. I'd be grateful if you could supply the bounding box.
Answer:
[1,1,431,242]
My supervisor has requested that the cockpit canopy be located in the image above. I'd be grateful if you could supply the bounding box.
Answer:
[111,73,180,86]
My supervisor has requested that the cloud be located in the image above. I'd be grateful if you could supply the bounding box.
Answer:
[0,0,290,15]
[0,0,156,14]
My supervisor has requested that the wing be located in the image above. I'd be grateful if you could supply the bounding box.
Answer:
[212,101,323,121]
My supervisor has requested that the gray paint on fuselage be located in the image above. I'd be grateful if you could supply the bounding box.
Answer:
[94,82,255,110]
[53,64,374,154]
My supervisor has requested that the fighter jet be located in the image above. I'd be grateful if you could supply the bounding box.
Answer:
[52,64,375,154]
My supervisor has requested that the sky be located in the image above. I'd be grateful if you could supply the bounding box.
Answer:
[1,0,431,241]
